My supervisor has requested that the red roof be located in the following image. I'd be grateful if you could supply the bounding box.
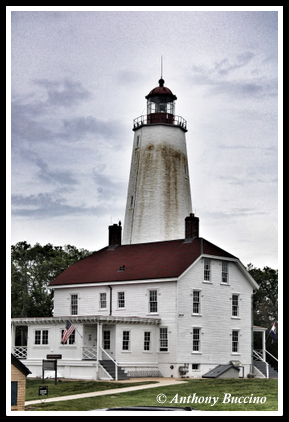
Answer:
[49,238,237,287]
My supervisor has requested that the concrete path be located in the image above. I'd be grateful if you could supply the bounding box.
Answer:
[25,378,188,406]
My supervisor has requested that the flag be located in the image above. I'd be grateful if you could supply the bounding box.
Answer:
[62,320,75,344]
[270,322,277,343]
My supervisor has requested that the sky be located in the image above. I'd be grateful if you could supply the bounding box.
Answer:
[8,7,281,270]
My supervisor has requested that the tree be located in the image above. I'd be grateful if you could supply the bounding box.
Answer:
[248,264,278,365]
[11,241,91,318]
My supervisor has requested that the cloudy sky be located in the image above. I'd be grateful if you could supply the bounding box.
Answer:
[8,7,281,269]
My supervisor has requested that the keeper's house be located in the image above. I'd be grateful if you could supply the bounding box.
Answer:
[11,218,259,380]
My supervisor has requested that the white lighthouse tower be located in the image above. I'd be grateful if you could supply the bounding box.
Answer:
[123,77,192,245]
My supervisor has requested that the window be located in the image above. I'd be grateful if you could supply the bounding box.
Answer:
[192,364,200,370]
[184,164,188,179]
[122,331,130,350]
[103,331,110,350]
[222,261,229,283]
[61,329,75,345]
[42,330,49,345]
[71,294,78,315]
[118,292,125,308]
[136,135,140,148]
[204,259,211,281]
[35,330,41,345]
[232,295,239,317]
[232,330,239,353]
[130,196,134,208]
[144,331,151,351]
[100,293,107,309]
[11,382,18,406]
[159,327,168,351]
[192,328,201,352]
[34,330,49,345]
[149,290,158,313]
[192,290,201,314]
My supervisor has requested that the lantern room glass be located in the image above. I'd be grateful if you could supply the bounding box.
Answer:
[147,96,175,116]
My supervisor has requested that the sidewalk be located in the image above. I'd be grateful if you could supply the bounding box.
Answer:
[25,378,187,406]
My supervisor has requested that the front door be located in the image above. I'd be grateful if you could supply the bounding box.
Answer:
[83,326,96,346]
[102,327,115,360]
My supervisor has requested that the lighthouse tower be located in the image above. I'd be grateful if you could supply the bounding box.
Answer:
[123,77,193,245]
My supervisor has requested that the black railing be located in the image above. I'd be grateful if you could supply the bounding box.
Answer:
[133,114,187,132]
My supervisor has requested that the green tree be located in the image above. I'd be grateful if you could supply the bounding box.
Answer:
[11,241,91,318]
[248,264,278,365]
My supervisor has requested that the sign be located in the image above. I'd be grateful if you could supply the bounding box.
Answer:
[46,354,62,360]
[43,360,57,370]
[39,386,48,396]
[38,386,48,403]
[42,359,58,385]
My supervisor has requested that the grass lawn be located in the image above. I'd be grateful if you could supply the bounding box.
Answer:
[25,379,156,402]
[25,378,278,412]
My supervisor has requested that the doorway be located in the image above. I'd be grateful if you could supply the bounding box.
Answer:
[102,326,115,359]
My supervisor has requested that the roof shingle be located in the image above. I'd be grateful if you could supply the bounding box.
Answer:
[49,238,237,287]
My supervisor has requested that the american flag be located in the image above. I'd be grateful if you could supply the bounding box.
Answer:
[62,320,75,344]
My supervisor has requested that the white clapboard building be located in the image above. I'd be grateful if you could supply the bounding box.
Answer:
[11,77,261,380]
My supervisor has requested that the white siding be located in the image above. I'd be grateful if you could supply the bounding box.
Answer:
[177,257,254,377]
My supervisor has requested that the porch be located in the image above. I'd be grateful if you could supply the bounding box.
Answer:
[11,315,161,380]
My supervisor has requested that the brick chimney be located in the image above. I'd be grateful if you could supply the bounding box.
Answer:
[108,221,122,246]
[185,213,199,239]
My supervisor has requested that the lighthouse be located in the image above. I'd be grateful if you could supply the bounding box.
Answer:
[123,77,193,244]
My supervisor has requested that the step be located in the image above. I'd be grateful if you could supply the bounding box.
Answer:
[253,360,278,379]
[99,360,130,380]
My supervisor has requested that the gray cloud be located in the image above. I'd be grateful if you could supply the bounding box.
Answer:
[33,78,91,108]
[11,192,107,218]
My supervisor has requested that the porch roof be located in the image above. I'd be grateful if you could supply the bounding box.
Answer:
[11,315,161,326]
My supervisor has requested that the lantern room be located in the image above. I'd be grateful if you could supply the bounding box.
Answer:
[145,78,177,125]
[132,78,187,132]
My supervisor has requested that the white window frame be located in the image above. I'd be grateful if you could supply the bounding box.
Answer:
[122,330,130,351]
[148,289,158,313]
[192,289,202,315]
[99,292,107,309]
[71,294,78,315]
[159,327,168,352]
[192,327,201,353]
[203,258,211,282]
[117,291,125,309]
[232,294,240,318]
[61,329,76,345]
[144,331,151,352]
[34,329,49,345]
[232,330,240,354]
[221,261,229,284]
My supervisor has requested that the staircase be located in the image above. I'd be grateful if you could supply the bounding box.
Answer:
[254,360,278,379]
[99,360,130,380]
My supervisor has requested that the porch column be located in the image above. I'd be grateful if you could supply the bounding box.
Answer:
[96,321,101,380]
[262,330,266,361]
[11,323,15,351]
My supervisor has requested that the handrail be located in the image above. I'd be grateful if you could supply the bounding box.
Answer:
[265,349,278,362]
[253,350,269,378]
[99,346,119,380]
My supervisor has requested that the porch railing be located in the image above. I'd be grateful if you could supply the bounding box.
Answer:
[82,347,97,360]
[253,349,279,378]
[13,346,27,360]
[100,346,119,381]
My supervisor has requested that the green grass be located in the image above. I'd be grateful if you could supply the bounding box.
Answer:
[25,378,278,412]
[25,379,156,402]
